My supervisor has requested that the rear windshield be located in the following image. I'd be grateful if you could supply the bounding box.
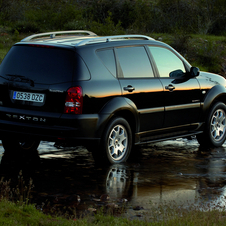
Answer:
[0,45,75,84]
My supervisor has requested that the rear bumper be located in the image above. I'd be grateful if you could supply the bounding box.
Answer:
[0,114,102,148]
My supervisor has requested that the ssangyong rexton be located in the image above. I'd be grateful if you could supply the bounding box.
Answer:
[0,30,226,164]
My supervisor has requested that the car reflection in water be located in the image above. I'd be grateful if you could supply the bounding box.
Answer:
[105,165,132,200]
[0,139,226,214]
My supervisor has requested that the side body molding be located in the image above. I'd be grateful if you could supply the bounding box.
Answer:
[95,97,139,138]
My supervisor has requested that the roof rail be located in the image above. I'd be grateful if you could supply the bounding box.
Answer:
[21,30,97,42]
[75,35,154,46]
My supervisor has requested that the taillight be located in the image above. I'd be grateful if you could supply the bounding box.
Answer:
[64,87,83,114]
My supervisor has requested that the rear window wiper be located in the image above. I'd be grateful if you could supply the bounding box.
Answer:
[5,74,35,87]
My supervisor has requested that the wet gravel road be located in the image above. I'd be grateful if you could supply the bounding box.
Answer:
[0,138,226,218]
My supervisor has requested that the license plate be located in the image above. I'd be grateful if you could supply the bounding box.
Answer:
[13,91,45,103]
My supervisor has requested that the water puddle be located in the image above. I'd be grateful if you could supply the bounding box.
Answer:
[0,139,226,218]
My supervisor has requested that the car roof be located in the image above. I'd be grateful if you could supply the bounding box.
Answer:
[19,30,157,47]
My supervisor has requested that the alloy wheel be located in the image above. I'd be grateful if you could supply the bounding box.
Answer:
[210,109,226,142]
[107,124,128,161]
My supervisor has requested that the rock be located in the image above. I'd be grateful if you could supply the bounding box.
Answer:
[88,207,97,212]
[100,194,110,202]
[133,206,144,211]
[118,198,128,203]
[106,203,118,209]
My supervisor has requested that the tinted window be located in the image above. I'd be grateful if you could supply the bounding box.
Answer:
[74,54,91,81]
[116,46,154,78]
[149,46,185,77]
[0,45,75,84]
[96,49,116,77]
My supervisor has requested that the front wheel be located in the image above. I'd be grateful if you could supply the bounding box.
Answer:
[2,138,40,157]
[197,102,226,147]
[92,117,132,164]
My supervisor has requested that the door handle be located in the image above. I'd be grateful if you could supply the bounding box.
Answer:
[123,85,135,92]
[165,84,175,91]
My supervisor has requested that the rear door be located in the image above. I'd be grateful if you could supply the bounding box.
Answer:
[115,46,164,133]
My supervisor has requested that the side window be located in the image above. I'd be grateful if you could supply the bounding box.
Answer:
[96,49,116,77]
[149,46,185,77]
[116,46,154,78]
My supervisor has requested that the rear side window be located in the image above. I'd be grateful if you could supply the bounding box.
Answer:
[0,45,76,84]
[96,49,116,77]
[116,46,154,78]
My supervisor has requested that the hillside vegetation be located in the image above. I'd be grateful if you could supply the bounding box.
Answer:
[1,0,226,75]
[1,0,226,35]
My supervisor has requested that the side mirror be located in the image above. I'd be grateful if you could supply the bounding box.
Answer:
[169,69,184,78]
[190,67,200,77]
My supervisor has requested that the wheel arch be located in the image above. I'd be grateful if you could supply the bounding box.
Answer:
[202,85,226,119]
[96,97,139,141]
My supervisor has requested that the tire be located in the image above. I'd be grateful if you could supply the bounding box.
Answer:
[197,102,226,147]
[92,117,132,164]
[2,138,40,156]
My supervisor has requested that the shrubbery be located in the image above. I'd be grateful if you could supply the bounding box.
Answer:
[1,0,226,36]
[0,0,226,75]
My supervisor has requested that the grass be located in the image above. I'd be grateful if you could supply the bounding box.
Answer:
[1,198,226,225]
[0,172,225,225]
[0,200,74,225]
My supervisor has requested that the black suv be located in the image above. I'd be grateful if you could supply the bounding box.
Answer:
[0,30,226,164]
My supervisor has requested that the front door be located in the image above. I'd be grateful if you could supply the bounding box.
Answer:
[148,46,202,129]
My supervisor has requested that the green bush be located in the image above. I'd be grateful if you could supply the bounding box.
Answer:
[1,0,226,35]
[22,0,83,31]
[170,32,191,56]
[11,21,41,34]
[195,40,226,74]
[88,12,124,36]
[64,20,88,31]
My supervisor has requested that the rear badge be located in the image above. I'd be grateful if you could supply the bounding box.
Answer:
[6,114,46,122]
[49,89,64,93]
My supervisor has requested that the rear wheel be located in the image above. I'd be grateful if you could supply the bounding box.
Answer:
[2,138,40,156]
[92,117,132,164]
[197,102,226,147]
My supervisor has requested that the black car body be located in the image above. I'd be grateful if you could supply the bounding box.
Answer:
[0,30,226,164]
